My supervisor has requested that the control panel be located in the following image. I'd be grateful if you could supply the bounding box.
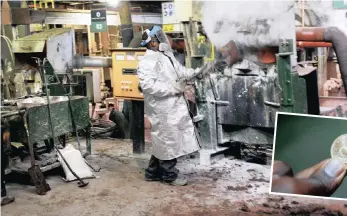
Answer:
[111,48,146,100]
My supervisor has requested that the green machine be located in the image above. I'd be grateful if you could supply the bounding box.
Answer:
[190,38,317,165]
[179,3,322,165]
[0,28,108,174]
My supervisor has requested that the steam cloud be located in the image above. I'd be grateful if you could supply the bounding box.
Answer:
[201,0,296,49]
[201,0,347,49]
[305,0,347,35]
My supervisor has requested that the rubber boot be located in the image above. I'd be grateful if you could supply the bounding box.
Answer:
[145,176,162,182]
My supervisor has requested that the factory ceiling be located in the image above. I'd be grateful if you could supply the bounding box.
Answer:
[2,0,163,13]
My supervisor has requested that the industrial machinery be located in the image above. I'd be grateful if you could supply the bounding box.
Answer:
[193,39,311,165]
[294,0,347,117]
[11,28,108,101]
[109,0,347,165]
[111,48,146,100]
[162,1,304,164]
[108,48,147,150]
[72,69,102,103]
[161,0,213,68]
[0,27,114,176]
[194,1,347,164]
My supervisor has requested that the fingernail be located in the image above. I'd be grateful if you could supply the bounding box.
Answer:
[272,174,280,180]
[324,159,345,177]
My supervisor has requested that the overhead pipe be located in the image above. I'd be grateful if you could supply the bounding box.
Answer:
[297,41,332,48]
[73,55,112,68]
[296,27,347,97]
[296,27,325,41]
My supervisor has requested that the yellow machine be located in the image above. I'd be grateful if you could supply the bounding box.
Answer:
[111,48,146,100]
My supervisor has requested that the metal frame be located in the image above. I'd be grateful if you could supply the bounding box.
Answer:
[73,69,102,103]
[193,38,308,165]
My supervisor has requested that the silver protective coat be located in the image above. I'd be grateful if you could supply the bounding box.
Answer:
[137,49,201,160]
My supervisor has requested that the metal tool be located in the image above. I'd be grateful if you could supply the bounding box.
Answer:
[176,61,214,82]
[23,112,51,195]
[35,58,89,188]
[52,71,83,152]
[84,159,101,172]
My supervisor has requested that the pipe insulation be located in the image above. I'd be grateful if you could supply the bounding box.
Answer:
[324,27,347,97]
[296,27,347,97]
[296,27,325,41]
[73,55,112,68]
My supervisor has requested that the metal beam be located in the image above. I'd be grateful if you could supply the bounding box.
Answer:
[42,9,162,25]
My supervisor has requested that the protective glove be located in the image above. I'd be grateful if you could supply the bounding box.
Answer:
[172,80,187,93]
[195,61,215,79]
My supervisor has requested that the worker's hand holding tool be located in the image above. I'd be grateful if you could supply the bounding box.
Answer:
[271,159,346,196]
[172,80,187,93]
[182,61,215,82]
[199,61,216,76]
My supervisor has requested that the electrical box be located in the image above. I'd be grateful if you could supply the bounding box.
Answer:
[111,48,146,101]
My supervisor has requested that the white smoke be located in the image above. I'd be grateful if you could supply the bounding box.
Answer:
[201,0,296,49]
[201,0,347,50]
[304,0,347,35]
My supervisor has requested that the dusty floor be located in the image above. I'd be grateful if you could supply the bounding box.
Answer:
[2,139,347,216]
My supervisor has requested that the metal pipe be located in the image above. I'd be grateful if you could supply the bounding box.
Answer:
[296,27,325,41]
[1,110,25,118]
[324,27,347,97]
[73,55,112,68]
[296,27,347,97]
[297,41,333,48]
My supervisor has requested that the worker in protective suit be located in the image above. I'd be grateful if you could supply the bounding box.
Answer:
[137,26,201,186]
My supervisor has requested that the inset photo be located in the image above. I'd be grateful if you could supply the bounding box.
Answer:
[270,112,347,200]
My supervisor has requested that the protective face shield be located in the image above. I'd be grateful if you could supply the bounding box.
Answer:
[140,29,152,47]
[158,43,171,52]
[149,26,172,52]
[153,29,170,45]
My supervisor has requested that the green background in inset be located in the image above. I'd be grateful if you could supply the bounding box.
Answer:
[274,114,347,198]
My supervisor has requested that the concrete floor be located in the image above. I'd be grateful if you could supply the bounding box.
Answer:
[2,139,347,216]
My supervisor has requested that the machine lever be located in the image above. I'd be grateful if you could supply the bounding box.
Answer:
[210,100,230,106]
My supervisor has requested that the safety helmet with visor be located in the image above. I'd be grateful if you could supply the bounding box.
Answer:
[141,26,171,50]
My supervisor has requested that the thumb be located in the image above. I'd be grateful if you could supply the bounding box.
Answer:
[272,158,346,196]
[306,158,346,196]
